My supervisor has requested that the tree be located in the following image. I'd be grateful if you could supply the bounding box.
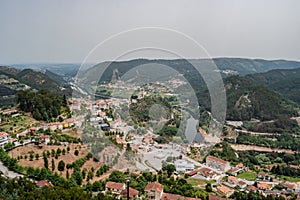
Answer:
[74,149,79,156]
[56,148,62,156]
[35,154,39,160]
[72,170,83,185]
[87,170,94,181]
[205,183,212,192]
[162,164,175,177]
[44,156,49,169]
[82,168,87,180]
[51,149,55,157]
[58,160,65,171]
[52,158,55,171]
[108,171,125,183]
[29,153,34,161]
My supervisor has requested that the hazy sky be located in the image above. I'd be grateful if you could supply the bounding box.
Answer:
[0,0,300,63]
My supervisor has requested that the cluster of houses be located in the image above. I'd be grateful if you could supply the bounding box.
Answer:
[0,131,10,147]
[182,155,300,198]
[105,181,202,200]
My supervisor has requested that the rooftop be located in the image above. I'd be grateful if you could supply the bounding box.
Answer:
[206,155,229,165]
[105,181,125,190]
[145,182,163,193]
[36,180,53,188]
[0,132,8,137]
[217,185,232,194]
[120,187,139,198]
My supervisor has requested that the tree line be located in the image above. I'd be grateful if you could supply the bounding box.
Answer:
[17,89,69,121]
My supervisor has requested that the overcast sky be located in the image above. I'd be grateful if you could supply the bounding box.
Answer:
[0,0,300,64]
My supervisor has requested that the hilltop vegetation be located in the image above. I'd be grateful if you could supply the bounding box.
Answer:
[224,76,298,121]
[17,89,70,121]
[0,66,72,96]
[81,58,300,122]
[129,96,171,123]
[246,68,300,104]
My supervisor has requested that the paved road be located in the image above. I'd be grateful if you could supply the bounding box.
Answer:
[0,160,23,179]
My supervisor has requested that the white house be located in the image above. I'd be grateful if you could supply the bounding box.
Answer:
[174,159,194,173]
[0,132,10,147]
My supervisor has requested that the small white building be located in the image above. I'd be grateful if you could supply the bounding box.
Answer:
[0,132,10,147]
[174,159,194,173]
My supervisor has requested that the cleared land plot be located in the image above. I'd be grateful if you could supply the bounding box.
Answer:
[237,171,257,181]
[8,143,105,183]
[230,144,294,154]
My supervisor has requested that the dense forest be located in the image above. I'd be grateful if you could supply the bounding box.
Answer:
[236,132,300,151]
[246,67,300,104]
[17,89,69,121]
[129,96,171,123]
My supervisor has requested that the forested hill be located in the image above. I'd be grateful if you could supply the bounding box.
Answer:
[0,66,72,96]
[245,68,300,104]
[197,75,298,121]
[224,76,298,121]
[82,58,300,84]
[80,58,300,121]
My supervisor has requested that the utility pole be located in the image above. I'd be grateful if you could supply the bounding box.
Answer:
[125,177,130,200]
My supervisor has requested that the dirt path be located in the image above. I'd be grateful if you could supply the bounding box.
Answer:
[230,144,295,154]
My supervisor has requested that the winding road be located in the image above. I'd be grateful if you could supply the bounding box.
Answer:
[0,160,23,179]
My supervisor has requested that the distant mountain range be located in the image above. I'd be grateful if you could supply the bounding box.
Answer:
[80,58,300,121]
[246,68,300,104]
[0,66,72,98]
[1,58,300,121]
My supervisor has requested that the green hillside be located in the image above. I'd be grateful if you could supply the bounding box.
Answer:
[0,66,72,96]
[224,76,298,121]
[246,68,300,104]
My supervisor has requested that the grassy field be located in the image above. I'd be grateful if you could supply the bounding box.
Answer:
[237,171,257,181]
[1,114,39,134]
[278,175,300,182]
[187,178,215,187]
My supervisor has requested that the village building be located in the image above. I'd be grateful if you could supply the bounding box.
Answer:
[0,132,10,147]
[174,159,194,173]
[237,181,247,189]
[36,180,53,188]
[198,167,217,180]
[144,182,163,200]
[206,155,231,172]
[257,182,271,191]
[246,185,258,193]
[161,193,202,200]
[217,185,234,197]
[120,187,139,199]
[105,181,125,195]
[228,176,238,185]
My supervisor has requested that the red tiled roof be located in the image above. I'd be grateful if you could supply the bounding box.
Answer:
[281,182,296,189]
[209,196,228,200]
[257,182,270,190]
[120,187,139,198]
[217,185,232,194]
[246,185,257,192]
[207,156,228,165]
[162,193,201,200]
[198,168,215,178]
[236,163,244,168]
[0,132,8,137]
[238,181,246,186]
[36,180,53,187]
[40,135,50,139]
[145,182,163,193]
[105,181,125,190]
[228,176,238,184]
[187,170,198,176]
